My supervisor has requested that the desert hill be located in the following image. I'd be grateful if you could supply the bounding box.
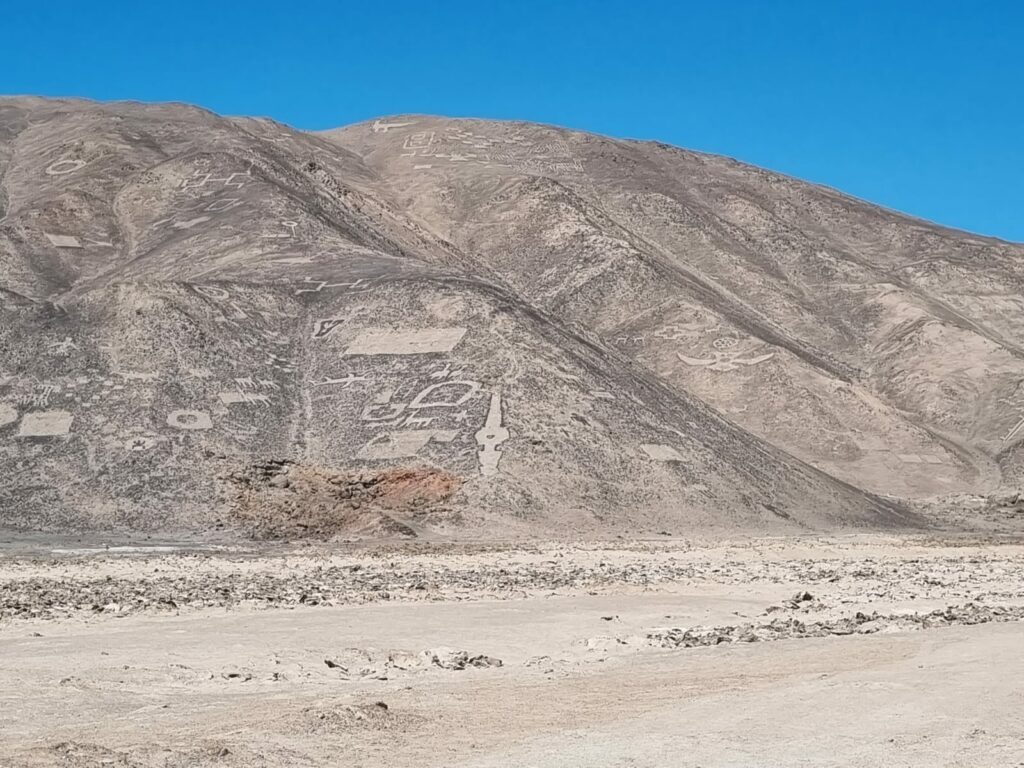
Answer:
[2,97,1021,538]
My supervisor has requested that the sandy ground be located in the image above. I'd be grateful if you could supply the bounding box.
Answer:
[2,535,1023,767]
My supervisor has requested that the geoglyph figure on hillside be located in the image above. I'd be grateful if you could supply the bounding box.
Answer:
[677,348,774,373]
[475,391,510,476]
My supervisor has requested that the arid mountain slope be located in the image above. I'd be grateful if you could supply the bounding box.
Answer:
[1,98,1020,538]
[327,116,1024,501]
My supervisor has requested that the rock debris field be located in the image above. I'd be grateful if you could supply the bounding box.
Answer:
[3,538,1024,624]
[3,535,1024,767]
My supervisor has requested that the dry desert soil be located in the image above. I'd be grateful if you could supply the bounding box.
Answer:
[2,97,1024,766]
[2,534,1024,767]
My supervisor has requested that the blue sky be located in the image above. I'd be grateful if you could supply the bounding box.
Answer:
[3,1,1022,242]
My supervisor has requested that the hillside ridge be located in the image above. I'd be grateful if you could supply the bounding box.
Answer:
[1,98,1021,539]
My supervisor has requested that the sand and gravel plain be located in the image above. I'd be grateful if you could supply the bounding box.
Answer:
[2,534,1023,767]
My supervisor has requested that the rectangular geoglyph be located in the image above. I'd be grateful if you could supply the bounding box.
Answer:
[18,411,74,437]
[344,327,467,355]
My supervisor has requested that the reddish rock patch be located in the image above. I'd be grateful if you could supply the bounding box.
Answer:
[220,461,461,540]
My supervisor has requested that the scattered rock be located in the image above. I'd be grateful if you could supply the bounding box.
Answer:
[645,603,1024,650]
[221,667,253,681]
[222,462,459,541]
[295,701,404,733]
[3,547,1023,627]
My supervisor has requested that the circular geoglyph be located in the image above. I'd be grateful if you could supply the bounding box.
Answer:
[45,159,88,176]
[166,410,213,430]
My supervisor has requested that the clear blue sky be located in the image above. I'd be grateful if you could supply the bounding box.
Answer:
[3,1,1022,242]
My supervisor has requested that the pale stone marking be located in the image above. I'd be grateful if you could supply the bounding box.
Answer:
[345,327,467,356]
[181,172,250,190]
[359,429,456,459]
[166,410,212,430]
[429,363,462,380]
[312,319,345,338]
[18,411,73,437]
[192,285,230,301]
[651,320,719,341]
[476,391,510,476]
[45,233,83,248]
[296,277,373,295]
[218,391,271,406]
[897,454,924,464]
[641,444,685,462]
[315,374,367,388]
[677,350,774,373]
[403,132,435,150]
[266,354,295,371]
[228,424,259,440]
[204,198,243,212]
[261,220,298,239]
[48,338,78,356]
[361,389,405,421]
[1002,415,1024,443]
[45,159,87,175]
[0,403,17,428]
[25,385,57,407]
[372,119,416,133]
[401,414,435,429]
[173,216,211,229]
[409,380,481,409]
